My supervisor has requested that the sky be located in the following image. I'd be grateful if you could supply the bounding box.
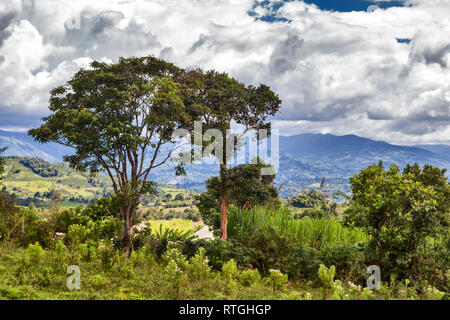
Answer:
[0,0,449,145]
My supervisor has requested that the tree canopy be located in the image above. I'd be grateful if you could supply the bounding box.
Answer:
[29,56,198,254]
[187,69,282,239]
[343,161,449,280]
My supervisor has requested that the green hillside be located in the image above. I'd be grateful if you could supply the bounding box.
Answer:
[1,157,198,212]
[1,157,113,201]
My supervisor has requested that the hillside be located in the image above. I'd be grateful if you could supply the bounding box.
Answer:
[1,130,449,198]
[1,157,113,202]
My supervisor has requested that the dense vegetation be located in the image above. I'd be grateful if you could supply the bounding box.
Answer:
[0,56,448,300]
[0,158,448,299]
[19,158,59,177]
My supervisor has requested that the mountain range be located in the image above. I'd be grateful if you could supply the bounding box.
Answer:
[1,130,449,197]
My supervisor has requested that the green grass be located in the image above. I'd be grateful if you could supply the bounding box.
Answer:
[2,157,112,200]
[228,206,367,248]
[0,243,441,300]
[145,219,203,234]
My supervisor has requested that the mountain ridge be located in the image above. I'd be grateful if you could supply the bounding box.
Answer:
[1,130,449,197]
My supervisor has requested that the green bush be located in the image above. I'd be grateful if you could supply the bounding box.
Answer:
[265,269,288,293]
[344,162,449,282]
[239,269,261,287]
[27,243,45,265]
[318,264,335,288]
[188,247,211,280]
[222,259,239,280]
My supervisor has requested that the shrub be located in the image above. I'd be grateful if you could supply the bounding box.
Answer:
[79,241,95,262]
[97,241,116,271]
[188,247,211,280]
[280,246,320,281]
[66,224,90,247]
[329,280,346,300]
[319,245,365,283]
[166,259,187,297]
[222,259,239,280]
[161,246,189,271]
[318,264,335,288]
[423,286,445,300]
[343,162,449,281]
[239,269,261,287]
[266,269,288,293]
[27,243,45,265]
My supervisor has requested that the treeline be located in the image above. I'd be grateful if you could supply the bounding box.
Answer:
[18,157,59,177]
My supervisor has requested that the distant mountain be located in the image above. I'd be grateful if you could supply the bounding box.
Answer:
[279,133,449,174]
[0,130,71,162]
[413,144,450,160]
[1,130,449,197]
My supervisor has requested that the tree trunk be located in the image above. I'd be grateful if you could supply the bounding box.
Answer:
[219,163,228,240]
[219,191,228,240]
[121,203,137,257]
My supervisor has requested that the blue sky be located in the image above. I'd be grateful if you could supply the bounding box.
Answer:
[303,0,406,12]
[0,0,449,145]
[254,0,407,20]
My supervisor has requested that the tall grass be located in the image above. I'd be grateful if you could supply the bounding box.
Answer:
[228,206,367,249]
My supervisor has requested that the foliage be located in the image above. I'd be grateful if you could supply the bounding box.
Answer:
[19,158,59,177]
[27,243,46,265]
[343,162,449,281]
[265,269,288,293]
[0,232,446,300]
[82,194,122,221]
[222,259,239,280]
[28,56,199,254]
[196,159,280,230]
[228,206,366,248]
[188,247,211,280]
[318,264,336,288]
[239,269,261,287]
[291,189,330,208]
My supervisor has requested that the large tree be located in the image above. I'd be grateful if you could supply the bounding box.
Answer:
[188,70,281,240]
[29,57,196,255]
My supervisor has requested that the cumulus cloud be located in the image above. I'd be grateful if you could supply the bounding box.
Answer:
[0,0,448,145]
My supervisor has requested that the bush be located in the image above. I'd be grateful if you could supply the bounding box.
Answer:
[343,162,449,282]
[188,247,211,280]
[318,264,335,288]
[265,269,288,293]
[27,243,45,265]
[319,245,365,283]
[65,224,90,247]
[222,259,239,280]
[239,269,261,287]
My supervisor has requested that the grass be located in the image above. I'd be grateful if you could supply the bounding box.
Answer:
[228,206,367,248]
[145,219,203,234]
[0,242,441,300]
[2,158,112,199]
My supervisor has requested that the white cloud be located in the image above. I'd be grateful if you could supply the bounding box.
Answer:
[0,0,449,145]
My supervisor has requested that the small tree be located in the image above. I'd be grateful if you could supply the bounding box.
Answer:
[343,161,449,280]
[196,159,279,230]
[29,56,196,256]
